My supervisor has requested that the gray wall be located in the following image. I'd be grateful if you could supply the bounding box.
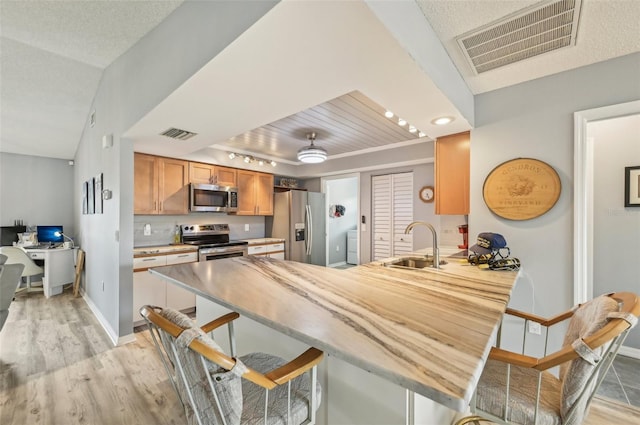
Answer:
[472,53,640,351]
[591,114,640,349]
[0,153,75,238]
[73,0,279,342]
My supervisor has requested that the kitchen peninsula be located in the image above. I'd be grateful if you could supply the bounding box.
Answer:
[149,255,519,422]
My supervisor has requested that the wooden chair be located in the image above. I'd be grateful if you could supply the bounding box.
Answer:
[456,292,639,425]
[140,305,323,425]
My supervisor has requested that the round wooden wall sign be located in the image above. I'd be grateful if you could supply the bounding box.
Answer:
[483,158,561,220]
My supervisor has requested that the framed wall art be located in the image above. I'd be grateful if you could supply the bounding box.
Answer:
[625,166,640,207]
[95,173,103,214]
[87,177,95,214]
[82,181,88,214]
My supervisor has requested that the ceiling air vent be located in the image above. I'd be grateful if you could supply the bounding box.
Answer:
[456,0,582,74]
[160,127,198,141]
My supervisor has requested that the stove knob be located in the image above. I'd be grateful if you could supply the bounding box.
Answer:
[189,226,195,230]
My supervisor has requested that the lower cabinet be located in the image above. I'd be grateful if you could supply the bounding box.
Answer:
[133,251,197,326]
[247,242,285,259]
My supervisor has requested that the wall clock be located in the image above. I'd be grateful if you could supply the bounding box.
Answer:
[419,185,435,203]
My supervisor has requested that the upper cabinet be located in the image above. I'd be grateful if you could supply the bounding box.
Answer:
[134,153,189,215]
[435,131,470,215]
[189,162,237,187]
[236,170,274,216]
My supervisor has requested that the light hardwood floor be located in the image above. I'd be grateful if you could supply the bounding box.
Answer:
[1,288,637,425]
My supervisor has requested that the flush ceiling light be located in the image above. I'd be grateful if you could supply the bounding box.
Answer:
[431,116,454,126]
[384,110,394,118]
[398,118,407,126]
[409,126,417,133]
[297,132,327,164]
[418,131,426,138]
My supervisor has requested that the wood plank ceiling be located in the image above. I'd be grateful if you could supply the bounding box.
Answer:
[214,91,429,162]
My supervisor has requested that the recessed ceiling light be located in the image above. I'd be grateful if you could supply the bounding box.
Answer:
[270,161,277,167]
[409,126,417,133]
[228,152,236,159]
[244,156,252,163]
[258,160,264,166]
[384,110,394,118]
[431,116,454,126]
[398,118,407,126]
[418,132,426,138]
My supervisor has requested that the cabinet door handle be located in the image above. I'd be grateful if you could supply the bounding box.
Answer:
[176,254,189,258]
[142,258,156,262]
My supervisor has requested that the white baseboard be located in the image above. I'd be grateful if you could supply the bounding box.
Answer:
[82,292,135,346]
[328,261,347,268]
[618,345,640,360]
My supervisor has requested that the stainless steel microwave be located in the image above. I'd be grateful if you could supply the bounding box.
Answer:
[189,183,238,213]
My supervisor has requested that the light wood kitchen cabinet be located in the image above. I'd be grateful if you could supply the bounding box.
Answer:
[134,153,189,215]
[236,170,274,215]
[133,250,197,327]
[435,131,470,215]
[189,162,237,187]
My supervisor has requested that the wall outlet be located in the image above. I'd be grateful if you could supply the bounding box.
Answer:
[528,321,542,335]
[143,223,151,236]
[244,224,250,232]
[336,245,340,251]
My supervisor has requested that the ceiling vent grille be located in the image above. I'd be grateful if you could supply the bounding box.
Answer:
[160,127,198,141]
[456,0,582,74]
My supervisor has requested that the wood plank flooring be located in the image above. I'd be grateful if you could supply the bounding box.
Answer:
[1,288,638,424]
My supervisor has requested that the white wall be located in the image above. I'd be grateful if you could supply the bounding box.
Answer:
[325,177,358,265]
[73,1,279,343]
[0,153,75,237]
[472,53,640,351]
[590,114,640,349]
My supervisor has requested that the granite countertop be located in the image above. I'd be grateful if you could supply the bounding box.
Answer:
[150,253,518,411]
[133,244,197,257]
[240,238,285,245]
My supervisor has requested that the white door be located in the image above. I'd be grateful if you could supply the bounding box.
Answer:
[372,172,413,260]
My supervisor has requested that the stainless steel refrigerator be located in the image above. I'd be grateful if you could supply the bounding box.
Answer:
[266,190,326,265]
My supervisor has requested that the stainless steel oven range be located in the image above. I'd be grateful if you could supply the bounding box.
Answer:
[180,224,248,261]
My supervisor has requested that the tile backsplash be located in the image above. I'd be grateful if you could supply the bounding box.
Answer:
[134,214,265,247]
[439,215,468,248]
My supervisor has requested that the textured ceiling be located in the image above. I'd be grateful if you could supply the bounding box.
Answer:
[0,0,183,159]
[1,0,639,161]
[416,0,640,94]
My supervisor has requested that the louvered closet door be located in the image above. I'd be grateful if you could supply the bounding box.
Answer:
[392,172,413,256]
[372,172,414,260]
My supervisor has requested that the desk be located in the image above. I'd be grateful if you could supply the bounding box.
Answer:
[26,247,77,298]
[150,256,519,414]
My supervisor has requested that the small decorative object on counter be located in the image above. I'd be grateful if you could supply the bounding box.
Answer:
[173,225,181,244]
[468,232,521,271]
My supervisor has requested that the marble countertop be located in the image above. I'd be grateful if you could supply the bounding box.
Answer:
[150,255,519,411]
[133,244,197,257]
[240,238,285,245]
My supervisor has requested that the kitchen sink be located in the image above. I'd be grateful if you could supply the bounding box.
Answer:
[384,256,447,269]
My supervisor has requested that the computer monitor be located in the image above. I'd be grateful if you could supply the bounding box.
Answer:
[37,225,64,244]
[1,225,26,246]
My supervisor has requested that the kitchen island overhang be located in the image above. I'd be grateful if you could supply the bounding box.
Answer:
[149,255,519,412]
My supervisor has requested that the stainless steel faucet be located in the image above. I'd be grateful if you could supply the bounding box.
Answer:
[404,221,440,268]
